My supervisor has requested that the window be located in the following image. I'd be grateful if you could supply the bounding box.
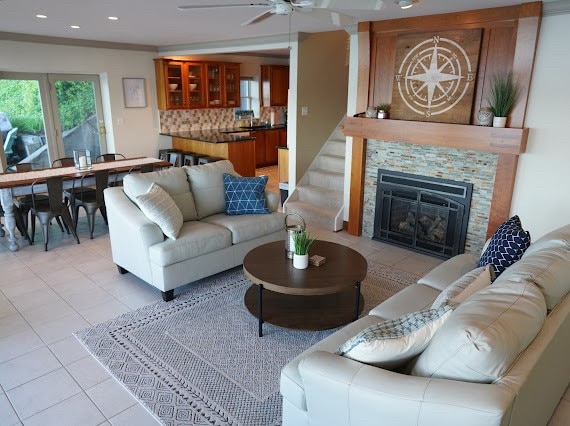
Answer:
[240,77,260,117]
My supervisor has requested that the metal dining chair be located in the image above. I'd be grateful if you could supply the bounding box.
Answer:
[52,157,75,167]
[69,169,117,239]
[0,204,32,244]
[30,176,79,251]
[95,153,126,162]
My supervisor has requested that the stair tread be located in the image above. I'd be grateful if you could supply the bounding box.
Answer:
[297,184,343,198]
[285,200,338,218]
[309,168,344,176]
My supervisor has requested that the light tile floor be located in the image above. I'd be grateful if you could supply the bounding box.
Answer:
[0,213,568,425]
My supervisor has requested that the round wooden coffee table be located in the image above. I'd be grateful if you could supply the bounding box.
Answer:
[243,240,368,336]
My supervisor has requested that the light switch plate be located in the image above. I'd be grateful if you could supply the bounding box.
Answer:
[301,106,309,116]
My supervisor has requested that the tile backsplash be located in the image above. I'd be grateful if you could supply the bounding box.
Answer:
[159,106,287,133]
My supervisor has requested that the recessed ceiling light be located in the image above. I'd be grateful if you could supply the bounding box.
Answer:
[36,14,48,19]
[70,25,80,29]
[398,0,414,9]
[108,16,119,21]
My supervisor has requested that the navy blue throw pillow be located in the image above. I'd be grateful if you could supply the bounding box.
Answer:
[477,215,531,279]
[223,173,270,215]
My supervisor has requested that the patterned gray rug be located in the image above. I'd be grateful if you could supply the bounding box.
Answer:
[75,261,418,426]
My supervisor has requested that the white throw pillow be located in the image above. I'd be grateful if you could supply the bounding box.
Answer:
[336,305,453,369]
[135,183,183,240]
[411,279,546,383]
[431,265,492,309]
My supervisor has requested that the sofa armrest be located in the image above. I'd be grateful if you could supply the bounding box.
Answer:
[104,187,164,282]
[417,252,478,292]
[297,351,514,426]
[265,190,280,212]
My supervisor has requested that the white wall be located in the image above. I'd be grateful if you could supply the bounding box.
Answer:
[0,40,160,158]
[510,13,570,239]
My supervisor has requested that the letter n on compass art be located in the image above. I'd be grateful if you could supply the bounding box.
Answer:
[391,29,482,124]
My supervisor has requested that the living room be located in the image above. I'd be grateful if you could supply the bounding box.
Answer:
[0,0,569,425]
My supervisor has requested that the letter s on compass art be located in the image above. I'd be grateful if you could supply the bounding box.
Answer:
[390,29,482,124]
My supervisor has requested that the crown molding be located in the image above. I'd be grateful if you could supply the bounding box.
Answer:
[0,32,157,52]
[543,0,570,16]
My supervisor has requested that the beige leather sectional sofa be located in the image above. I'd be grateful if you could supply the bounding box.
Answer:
[281,224,570,426]
[104,160,286,301]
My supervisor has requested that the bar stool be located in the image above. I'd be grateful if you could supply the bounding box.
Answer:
[198,156,222,165]
[158,149,184,167]
[183,152,206,166]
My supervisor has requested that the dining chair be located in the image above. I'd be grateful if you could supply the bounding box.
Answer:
[69,169,116,239]
[128,164,154,174]
[52,157,75,167]
[30,177,79,251]
[95,153,126,162]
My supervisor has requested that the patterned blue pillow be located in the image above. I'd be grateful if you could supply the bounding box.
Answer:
[478,215,531,279]
[223,173,270,215]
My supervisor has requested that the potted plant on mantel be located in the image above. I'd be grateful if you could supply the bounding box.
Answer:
[292,230,317,269]
[376,103,391,119]
[487,72,521,128]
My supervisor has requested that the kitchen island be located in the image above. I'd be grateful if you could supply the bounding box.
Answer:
[161,125,286,177]
[162,129,256,176]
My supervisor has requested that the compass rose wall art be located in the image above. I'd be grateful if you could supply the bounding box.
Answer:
[391,29,482,124]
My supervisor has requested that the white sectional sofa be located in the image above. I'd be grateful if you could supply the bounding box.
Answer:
[104,160,286,301]
[281,224,570,426]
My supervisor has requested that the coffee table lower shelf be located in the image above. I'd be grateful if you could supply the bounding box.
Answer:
[244,284,364,334]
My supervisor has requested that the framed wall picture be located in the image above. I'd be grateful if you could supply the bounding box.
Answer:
[122,78,147,108]
[390,29,482,124]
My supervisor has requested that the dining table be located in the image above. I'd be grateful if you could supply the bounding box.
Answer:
[0,157,170,252]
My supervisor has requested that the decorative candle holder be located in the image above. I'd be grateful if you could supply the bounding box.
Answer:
[73,149,92,170]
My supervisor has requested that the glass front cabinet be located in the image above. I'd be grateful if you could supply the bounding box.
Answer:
[155,59,240,110]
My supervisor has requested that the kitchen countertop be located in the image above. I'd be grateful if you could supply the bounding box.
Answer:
[162,125,286,144]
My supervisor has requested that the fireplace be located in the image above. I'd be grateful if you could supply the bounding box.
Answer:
[373,169,473,259]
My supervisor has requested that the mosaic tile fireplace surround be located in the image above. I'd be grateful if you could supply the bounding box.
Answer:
[362,140,498,256]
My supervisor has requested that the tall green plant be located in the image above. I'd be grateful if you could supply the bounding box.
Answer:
[292,231,317,255]
[487,72,521,117]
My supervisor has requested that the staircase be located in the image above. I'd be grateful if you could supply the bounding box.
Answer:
[283,123,345,231]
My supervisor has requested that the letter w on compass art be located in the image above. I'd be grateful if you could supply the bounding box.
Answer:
[391,29,482,124]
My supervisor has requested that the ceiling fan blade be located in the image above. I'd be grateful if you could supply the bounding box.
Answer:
[311,0,384,11]
[241,9,274,26]
[177,3,268,11]
[298,8,354,26]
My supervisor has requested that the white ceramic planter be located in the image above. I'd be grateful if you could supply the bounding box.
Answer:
[493,116,507,128]
[293,254,309,269]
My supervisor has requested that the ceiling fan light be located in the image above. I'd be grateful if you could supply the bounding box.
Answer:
[399,0,413,9]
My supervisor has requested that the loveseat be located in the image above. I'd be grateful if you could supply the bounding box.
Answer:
[104,160,286,301]
[281,224,570,426]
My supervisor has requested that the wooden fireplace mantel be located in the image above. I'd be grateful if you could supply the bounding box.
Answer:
[343,117,529,239]
[343,117,529,155]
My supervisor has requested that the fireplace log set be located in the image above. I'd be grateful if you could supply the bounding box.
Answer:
[397,211,448,243]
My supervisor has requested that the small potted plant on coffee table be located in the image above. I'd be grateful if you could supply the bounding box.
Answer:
[292,230,317,269]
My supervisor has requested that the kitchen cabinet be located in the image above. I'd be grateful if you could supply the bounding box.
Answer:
[261,65,289,107]
[254,129,284,167]
[155,59,240,110]
[278,129,287,147]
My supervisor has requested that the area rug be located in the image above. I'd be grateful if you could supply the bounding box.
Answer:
[75,262,419,426]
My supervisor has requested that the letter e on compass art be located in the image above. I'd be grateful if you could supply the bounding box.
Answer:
[391,29,482,124]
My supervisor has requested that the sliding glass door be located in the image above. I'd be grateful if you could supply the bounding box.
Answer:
[0,72,106,171]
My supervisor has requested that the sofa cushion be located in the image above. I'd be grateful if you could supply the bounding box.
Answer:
[431,265,492,309]
[411,279,546,383]
[523,224,570,256]
[223,173,270,215]
[336,306,453,369]
[148,221,231,267]
[497,245,570,311]
[477,215,531,279]
[135,183,183,240]
[369,284,439,320]
[202,212,286,245]
[123,167,198,221]
[185,160,237,219]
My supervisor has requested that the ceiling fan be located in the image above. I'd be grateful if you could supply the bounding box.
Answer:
[177,0,384,27]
